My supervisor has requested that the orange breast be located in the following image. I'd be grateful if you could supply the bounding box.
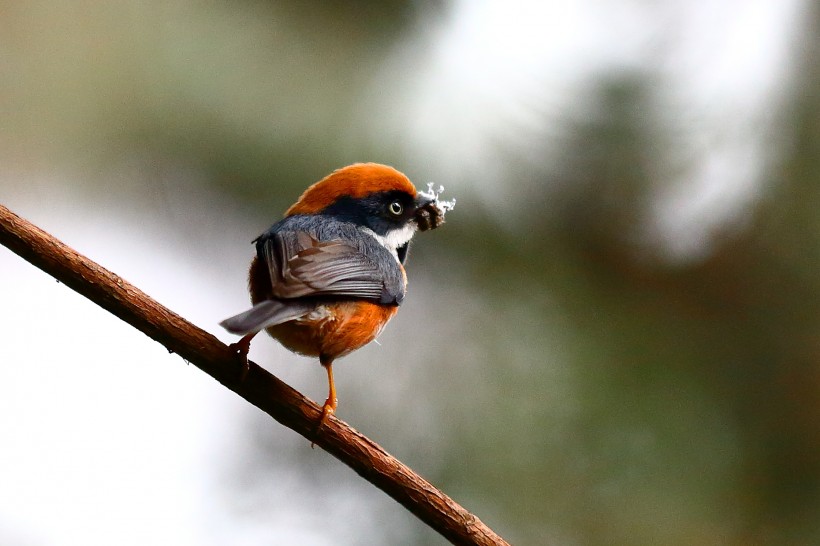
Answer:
[265,300,399,361]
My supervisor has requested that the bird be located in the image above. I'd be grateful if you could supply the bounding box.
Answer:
[220,163,454,430]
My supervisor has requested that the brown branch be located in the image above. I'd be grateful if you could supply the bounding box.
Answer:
[0,203,510,546]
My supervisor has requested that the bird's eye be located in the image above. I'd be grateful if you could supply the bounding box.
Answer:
[388,200,404,216]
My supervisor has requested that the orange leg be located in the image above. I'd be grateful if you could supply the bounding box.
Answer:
[228,332,256,382]
[311,357,337,447]
[319,359,338,428]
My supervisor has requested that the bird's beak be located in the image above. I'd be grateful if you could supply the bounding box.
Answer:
[413,194,445,232]
[414,183,456,231]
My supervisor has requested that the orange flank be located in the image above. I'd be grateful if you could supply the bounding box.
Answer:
[266,300,398,360]
[286,163,417,216]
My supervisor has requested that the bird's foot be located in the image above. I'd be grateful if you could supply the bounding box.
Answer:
[319,397,337,428]
[228,333,254,383]
[311,396,337,448]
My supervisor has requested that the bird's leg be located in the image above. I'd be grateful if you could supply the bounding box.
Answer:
[228,332,256,382]
[311,357,337,447]
[316,356,338,432]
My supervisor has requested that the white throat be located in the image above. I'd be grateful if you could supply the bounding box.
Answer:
[360,224,417,261]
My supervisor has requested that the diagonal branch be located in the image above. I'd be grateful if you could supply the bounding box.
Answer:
[0,203,509,546]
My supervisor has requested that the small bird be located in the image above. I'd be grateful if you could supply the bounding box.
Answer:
[220,163,454,429]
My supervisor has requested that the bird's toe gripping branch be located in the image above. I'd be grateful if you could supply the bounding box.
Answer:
[228,332,256,382]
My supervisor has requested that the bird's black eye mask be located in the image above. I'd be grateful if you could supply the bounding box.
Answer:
[321,191,417,235]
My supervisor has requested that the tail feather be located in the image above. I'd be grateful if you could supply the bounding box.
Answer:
[220,300,315,335]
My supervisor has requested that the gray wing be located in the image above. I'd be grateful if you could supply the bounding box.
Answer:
[263,231,401,303]
[220,227,405,336]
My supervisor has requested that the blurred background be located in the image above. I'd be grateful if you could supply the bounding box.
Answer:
[1,0,819,544]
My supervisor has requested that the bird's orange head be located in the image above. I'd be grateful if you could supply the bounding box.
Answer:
[286,163,417,216]
[282,163,454,261]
